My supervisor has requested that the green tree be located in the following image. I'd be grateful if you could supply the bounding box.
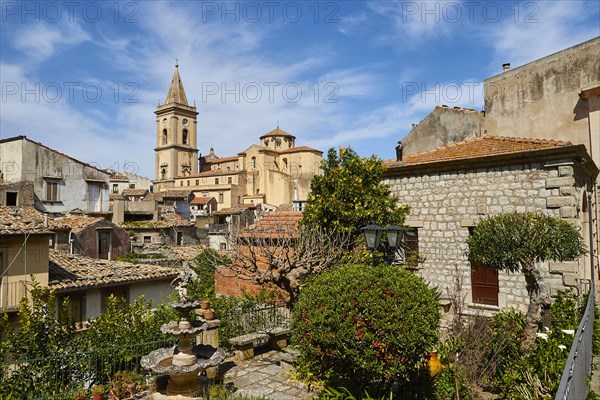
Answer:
[301,147,409,240]
[292,263,440,396]
[467,212,586,345]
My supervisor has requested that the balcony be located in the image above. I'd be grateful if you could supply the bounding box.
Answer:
[209,223,228,234]
[0,280,27,312]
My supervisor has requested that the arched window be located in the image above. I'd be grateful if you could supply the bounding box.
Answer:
[182,129,188,145]
[251,156,257,169]
[283,158,288,170]
[162,129,167,144]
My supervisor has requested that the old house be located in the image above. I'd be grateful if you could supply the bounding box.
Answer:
[49,215,131,260]
[122,213,197,247]
[0,206,52,313]
[208,204,257,251]
[398,37,600,266]
[0,136,111,215]
[49,250,178,322]
[384,136,598,322]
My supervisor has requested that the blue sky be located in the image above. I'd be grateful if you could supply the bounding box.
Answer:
[1,1,599,178]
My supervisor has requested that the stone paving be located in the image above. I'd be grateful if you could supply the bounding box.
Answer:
[222,349,318,399]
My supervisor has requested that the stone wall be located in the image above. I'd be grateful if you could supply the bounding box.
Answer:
[385,160,589,327]
[400,106,485,157]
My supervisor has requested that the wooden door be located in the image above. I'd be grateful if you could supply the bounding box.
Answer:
[471,264,499,306]
[98,231,111,259]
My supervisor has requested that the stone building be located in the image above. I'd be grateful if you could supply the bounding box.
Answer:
[0,136,111,215]
[175,127,323,212]
[49,215,131,260]
[122,213,198,247]
[153,64,199,192]
[384,136,598,322]
[397,37,600,286]
[150,64,323,212]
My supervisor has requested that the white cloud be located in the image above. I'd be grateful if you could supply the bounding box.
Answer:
[12,22,91,61]
[482,1,599,70]
[337,13,368,34]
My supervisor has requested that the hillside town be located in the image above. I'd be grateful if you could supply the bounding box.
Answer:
[0,23,598,400]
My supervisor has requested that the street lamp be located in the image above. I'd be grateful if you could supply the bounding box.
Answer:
[361,224,406,265]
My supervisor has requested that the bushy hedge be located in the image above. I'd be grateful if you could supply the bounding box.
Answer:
[292,263,440,395]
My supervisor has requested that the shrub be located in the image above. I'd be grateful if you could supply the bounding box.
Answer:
[187,248,230,301]
[292,263,440,396]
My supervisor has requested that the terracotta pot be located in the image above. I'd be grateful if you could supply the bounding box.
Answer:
[92,394,103,400]
[428,351,442,377]
[200,300,210,310]
[203,310,215,320]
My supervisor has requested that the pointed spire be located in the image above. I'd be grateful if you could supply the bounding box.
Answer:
[165,62,189,105]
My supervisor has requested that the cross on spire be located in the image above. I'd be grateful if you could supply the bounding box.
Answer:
[175,58,179,67]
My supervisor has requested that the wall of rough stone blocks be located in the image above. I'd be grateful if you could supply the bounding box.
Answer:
[385,160,588,326]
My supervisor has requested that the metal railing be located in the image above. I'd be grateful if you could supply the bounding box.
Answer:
[554,280,596,400]
[0,280,27,312]
[227,305,290,335]
[1,338,177,399]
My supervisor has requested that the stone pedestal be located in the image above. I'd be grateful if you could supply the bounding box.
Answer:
[195,312,220,349]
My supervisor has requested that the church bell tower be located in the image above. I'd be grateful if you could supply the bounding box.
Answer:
[153,63,199,192]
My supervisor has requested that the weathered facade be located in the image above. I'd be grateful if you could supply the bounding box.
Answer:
[50,215,131,260]
[0,206,52,313]
[385,137,598,326]
[0,136,111,215]
[49,250,177,322]
[122,213,198,247]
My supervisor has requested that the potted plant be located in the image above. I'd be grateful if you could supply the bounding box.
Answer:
[203,308,215,320]
[91,384,105,400]
[200,299,210,310]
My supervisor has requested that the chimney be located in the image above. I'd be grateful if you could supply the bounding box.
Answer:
[502,63,511,72]
[395,143,404,161]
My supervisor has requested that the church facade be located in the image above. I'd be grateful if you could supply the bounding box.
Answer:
[153,65,323,212]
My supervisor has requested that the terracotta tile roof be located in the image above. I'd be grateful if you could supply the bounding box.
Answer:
[122,188,149,197]
[259,127,296,140]
[205,155,239,164]
[167,245,205,261]
[214,204,257,215]
[239,211,302,239]
[387,136,571,168]
[145,190,192,202]
[279,146,322,154]
[0,206,51,234]
[49,215,108,232]
[109,172,129,182]
[190,197,215,205]
[120,213,193,229]
[48,250,178,291]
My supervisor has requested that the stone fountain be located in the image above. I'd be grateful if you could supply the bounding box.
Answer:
[141,263,226,399]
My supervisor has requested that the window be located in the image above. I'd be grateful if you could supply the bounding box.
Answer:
[218,193,224,203]
[196,179,199,186]
[220,243,227,250]
[162,129,168,144]
[469,228,499,306]
[228,177,232,184]
[87,183,102,212]
[129,184,135,189]
[237,196,241,204]
[112,184,119,194]
[176,231,183,246]
[187,180,190,186]
[180,181,183,186]
[143,235,151,244]
[59,294,86,323]
[5,192,17,206]
[251,157,257,168]
[182,129,188,145]
[283,158,288,170]
[215,178,219,185]
[45,179,60,202]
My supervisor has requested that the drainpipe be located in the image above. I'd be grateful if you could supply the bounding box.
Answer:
[69,231,74,255]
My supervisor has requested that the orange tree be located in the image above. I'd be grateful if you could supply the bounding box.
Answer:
[467,212,586,346]
[301,147,409,243]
